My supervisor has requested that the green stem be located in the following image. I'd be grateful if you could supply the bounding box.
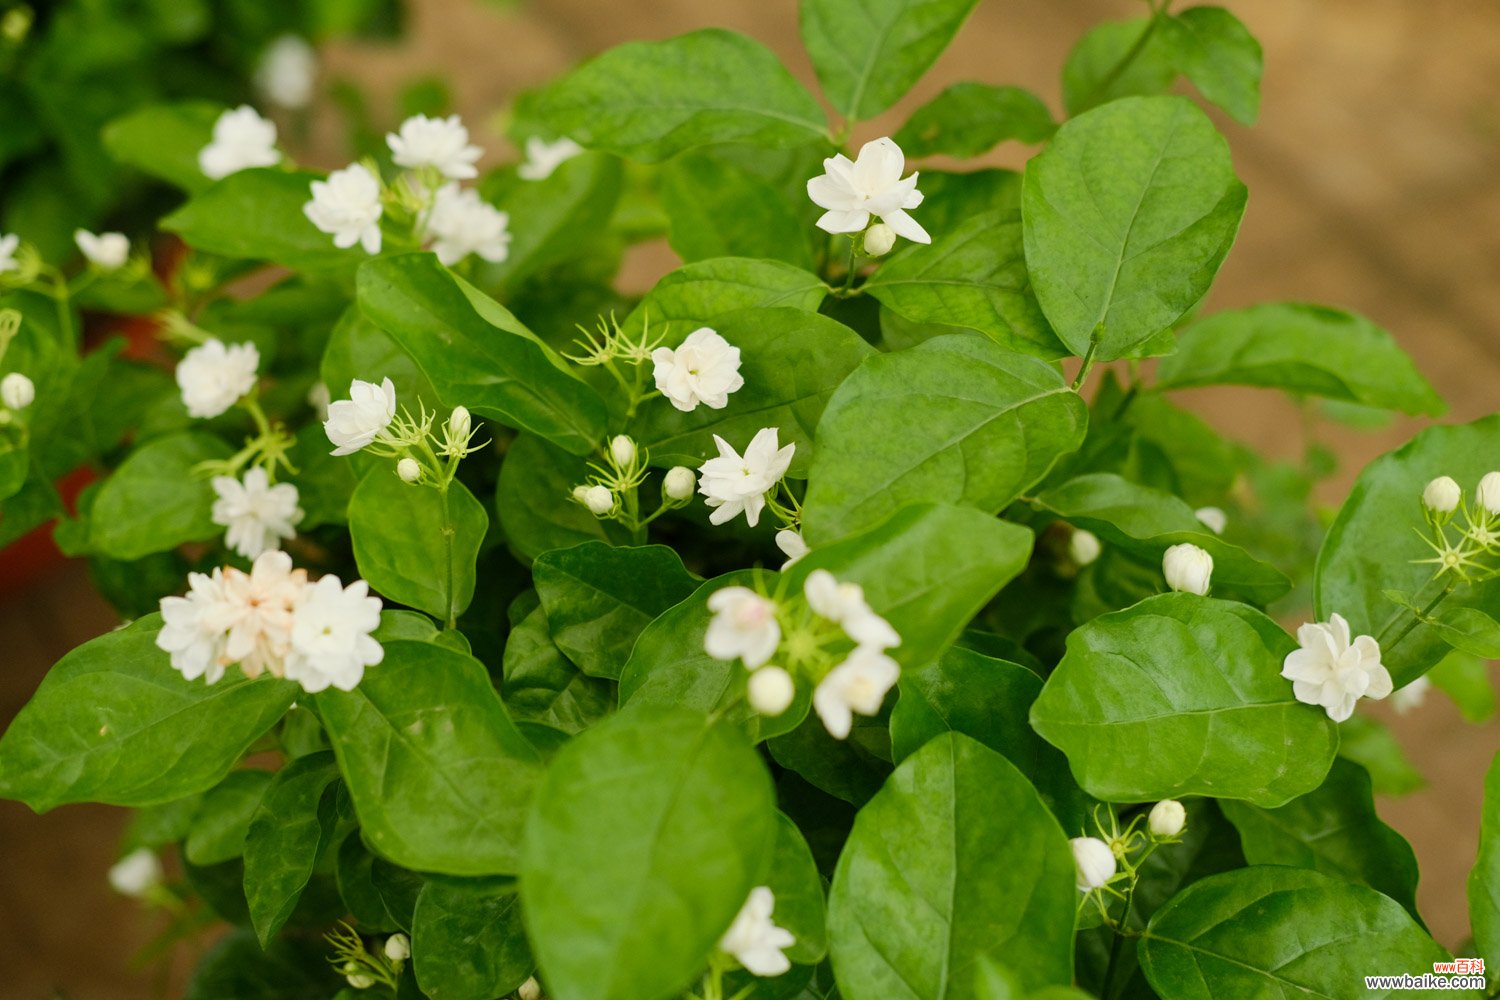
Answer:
[440,483,458,629]
[1078,2,1170,113]
[1071,332,1101,392]
[1380,582,1455,653]
[1101,882,1136,1000]
[838,239,858,297]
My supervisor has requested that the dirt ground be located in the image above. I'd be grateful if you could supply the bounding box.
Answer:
[3,0,1499,995]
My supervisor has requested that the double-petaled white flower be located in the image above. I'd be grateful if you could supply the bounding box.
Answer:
[282,574,384,693]
[1280,612,1392,722]
[388,114,482,180]
[256,35,316,109]
[807,137,929,245]
[719,886,795,977]
[211,467,303,559]
[425,184,510,265]
[1,372,34,411]
[177,338,260,419]
[804,569,900,651]
[813,645,900,739]
[304,163,383,254]
[199,106,281,180]
[1071,837,1116,891]
[75,230,130,270]
[0,233,19,274]
[219,551,308,680]
[697,428,794,528]
[705,587,781,668]
[518,135,584,181]
[651,327,744,413]
[157,566,236,683]
[325,377,396,455]
[1163,543,1213,596]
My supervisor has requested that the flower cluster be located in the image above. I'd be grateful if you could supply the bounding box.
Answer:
[155,551,383,693]
[1415,471,1500,582]
[1072,801,1186,922]
[323,378,482,493]
[571,433,696,533]
[326,922,408,992]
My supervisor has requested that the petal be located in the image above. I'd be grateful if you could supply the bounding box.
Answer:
[816,209,869,234]
[853,137,904,192]
[881,209,931,244]
[1363,665,1394,700]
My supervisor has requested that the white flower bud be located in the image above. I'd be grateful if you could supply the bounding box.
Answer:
[1477,472,1500,516]
[863,222,896,257]
[1070,837,1116,891]
[384,933,411,961]
[1148,799,1187,838]
[748,666,796,716]
[610,434,637,469]
[518,978,543,1000]
[583,485,614,516]
[347,973,376,989]
[449,405,471,442]
[1423,476,1461,514]
[397,458,421,483]
[108,847,163,898]
[663,466,695,501]
[1194,506,1227,535]
[0,371,33,410]
[1069,528,1101,566]
[1163,543,1213,596]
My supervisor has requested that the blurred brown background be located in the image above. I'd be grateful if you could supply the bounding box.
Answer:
[3,0,1499,995]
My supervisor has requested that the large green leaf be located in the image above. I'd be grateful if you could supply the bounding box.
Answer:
[518,29,826,162]
[481,151,624,289]
[828,733,1075,999]
[768,812,828,965]
[520,707,777,1000]
[894,83,1056,158]
[320,305,439,415]
[163,168,364,271]
[314,641,543,876]
[103,100,224,193]
[501,595,614,735]
[800,0,980,121]
[243,752,343,947]
[184,929,339,1000]
[494,432,632,562]
[1472,751,1500,972]
[621,257,828,343]
[659,152,815,268]
[803,335,1085,543]
[1159,6,1263,126]
[1061,17,1179,116]
[1022,96,1246,360]
[358,254,608,455]
[184,769,271,866]
[1139,868,1459,999]
[1157,303,1444,416]
[88,431,232,560]
[413,876,533,1000]
[1030,593,1338,807]
[0,616,296,811]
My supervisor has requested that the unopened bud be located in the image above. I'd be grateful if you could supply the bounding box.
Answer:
[1477,472,1500,516]
[0,371,33,410]
[1070,836,1115,891]
[663,466,695,501]
[449,405,471,441]
[863,223,896,257]
[397,458,421,483]
[384,933,410,962]
[1069,528,1101,567]
[107,848,163,898]
[1163,543,1213,596]
[1423,476,1461,514]
[609,434,637,469]
[1148,799,1186,838]
[583,485,614,516]
[748,666,796,716]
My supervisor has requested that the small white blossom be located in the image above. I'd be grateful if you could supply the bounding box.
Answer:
[1423,476,1461,514]
[1281,613,1393,722]
[1477,472,1500,516]
[397,458,422,483]
[176,338,260,419]
[863,222,895,256]
[697,427,794,528]
[211,467,303,559]
[1,371,34,410]
[1163,543,1213,596]
[1194,506,1227,535]
[748,665,796,716]
[0,233,19,273]
[804,569,899,651]
[325,377,396,455]
[156,566,235,683]
[807,136,929,244]
[1148,799,1186,838]
[813,646,899,740]
[609,434,637,469]
[651,327,744,413]
[198,105,281,180]
[705,587,780,669]
[719,886,795,977]
[283,573,384,693]
[663,466,695,501]
[425,183,511,265]
[1390,675,1431,715]
[518,135,585,181]
[1069,528,1101,567]
[581,485,614,515]
[75,229,130,270]
[256,35,316,110]
[304,163,383,254]
[108,848,163,898]
[384,933,410,962]
[219,551,307,680]
[1071,837,1116,891]
[775,528,809,569]
[388,114,482,180]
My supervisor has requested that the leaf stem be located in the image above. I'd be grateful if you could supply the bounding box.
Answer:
[1380,582,1455,653]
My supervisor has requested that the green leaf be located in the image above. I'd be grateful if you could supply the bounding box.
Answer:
[894,84,1055,158]
[660,152,815,268]
[164,168,364,271]
[494,432,631,563]
[482,151,625,289]
[87,431,233,560]
[520,707,777,1000]
[315,640,543,876]
[628,307,874,479]
[864,211,1065,359]
[1427,609,1500,663]
[185,929,338,1000]
[357,254,608,456]
[1139,868,1458,999]
[320,306,440,416]
[1219,758,1421,919]
[349,470,488,623]
[768,812,828,965]
[0,616,296,811]
[621,257,828,343]
[243,751,343,947]
[501,597,614,735]
[1336,714,1425,797]
[518,29,826,162]
[184,769,272,866]
[1030,593,1338,807]
[1157,303,1444,416]
[413,876,533,1000]
[1061,17,1179,116]
[1428,649,1497,723]
[288,424,358,529]
[1022,96,1246,360]
[800,0,980,121]
[1471,751,1500,972]
[803,336,1085,543]
[103,100,222,193]
[1160,6,1263,126]
[828,733,1076,999]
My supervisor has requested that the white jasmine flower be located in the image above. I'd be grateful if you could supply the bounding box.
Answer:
[863,222,895,256]
[397,457,422,483]
[775,528,809,569]
[388,114,482,180]
[807,137,930,244]
[1281,612,1393,722]
[219,551,307,680]
[383,934,410,962]
[747,665,796,716]
[282,573,384,693]
[1,371,34,410]
[211,467,303,559]
[1148,799,1186,838]
[0,233,19,273]
[198,105,281,180]
[581,485,614,515]
[255,35,316,110]
[1194,506,1227,535]
[304,163,383,254]
[813,646,899,740]
[156,567,234,683]
[663,466,695,501]
[1069,528,1101,566]
[1391,674,1431,715]
[651,327,744,413]
[697,428,794,528]
[1162,543,1213,596]
[1423,476,1461,514]
[177,338,260,419]
[803,569,899,651]
[108,848,163,898]
[425,183,511,265]
[1477,472,1500,516]
[324,377,396,455]
[1070,837,1116,891]
[518,135,585,181]
[704,587,780,669]
[609,434,637,469]
[719,886,795,977]
[75,229,130,270]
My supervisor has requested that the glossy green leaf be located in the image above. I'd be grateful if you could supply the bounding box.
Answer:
[413,876,533,1000]
[184,769,272,866]
[88,431,232,560]
[315,640,544,876]
[164,169,364,271]
[184,929,338,1000]
[1031,593,1338,806]
[621,257,827,342]
[520,707,777,1000]
[243,752,344,947]
[1160,6,1263,126]
[1425,608,1500,661]
[1471,751,1500,971]
[494,432,631,562]
[828,733,1076,998]
[483,151,624,288]
[501,597,614,734]
[768,812,828,965]
[1022,96,1246,360]
[660,153,815,268]
[1061,17,1179,116]
[103,100,222,193]
[894,83,1055,158]
[320,305,440,415]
